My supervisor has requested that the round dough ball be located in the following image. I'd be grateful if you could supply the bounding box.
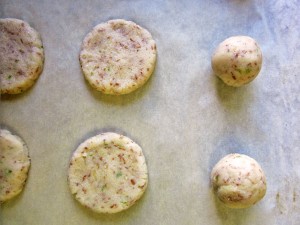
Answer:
[0,18,44,94]
[211,153,266,208]
[0,129,31,202]
[68,132,148,213]
[211,36,262,87]
[79,19,157,95]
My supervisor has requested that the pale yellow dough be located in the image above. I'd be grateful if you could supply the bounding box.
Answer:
[211,153,266,208]
[68,132,148,213]
[79,19,156,95]
[0,129,31,202]
[0,18,44,94]
[211,36,262,87]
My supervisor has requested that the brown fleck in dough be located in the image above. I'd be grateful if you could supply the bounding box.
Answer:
[211,153,266,208]
[68,132,148,213]
[0,129,31,202]
[79,19,156,95]
[0,18,44,94]
[211,36,262,87]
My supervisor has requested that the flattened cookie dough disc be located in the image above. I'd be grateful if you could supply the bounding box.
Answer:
[79,19,156,95]
[68,132,148,213]
[0,129,31,202]
[0,18,44,94]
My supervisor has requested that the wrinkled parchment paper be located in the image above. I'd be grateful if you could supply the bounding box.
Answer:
[1,0,299,224]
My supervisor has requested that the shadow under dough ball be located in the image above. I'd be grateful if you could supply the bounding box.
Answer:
[211,36,262,87]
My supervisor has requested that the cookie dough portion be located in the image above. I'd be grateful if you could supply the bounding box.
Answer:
[80,19,156,95]
[0,18,44,94]
[211,153,266,208]
[68,132,148,213]
[211,36,262,87]
[0,129,31,202]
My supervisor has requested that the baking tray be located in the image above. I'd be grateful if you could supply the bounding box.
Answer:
[1,0,300,224]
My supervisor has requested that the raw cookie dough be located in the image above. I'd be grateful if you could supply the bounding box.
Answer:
[211,153,266,208]
[0,18,44,94]
[211,36,262,87]
[0,129,31,202]
[79,19,156,95]
[68,132,148,213]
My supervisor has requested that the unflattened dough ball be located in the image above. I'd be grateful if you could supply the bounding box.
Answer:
[211,153,266,208]
[68,132,148,213]
[211,36,262,87]
[0,18,44,94]
[0,129,31,202]
[79,19,157,95]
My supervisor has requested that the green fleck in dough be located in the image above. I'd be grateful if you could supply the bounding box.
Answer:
[116,171,122,178]
[245,68,251,74]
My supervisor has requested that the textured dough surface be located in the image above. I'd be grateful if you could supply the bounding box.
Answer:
[0,129,31,202]
[211,36,262,87]
[68,132,148,213]
[211,153,266,208]
[0,18,44,94]
[79,19,156,95]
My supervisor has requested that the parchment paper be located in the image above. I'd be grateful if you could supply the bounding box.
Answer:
[1,0,300,224]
